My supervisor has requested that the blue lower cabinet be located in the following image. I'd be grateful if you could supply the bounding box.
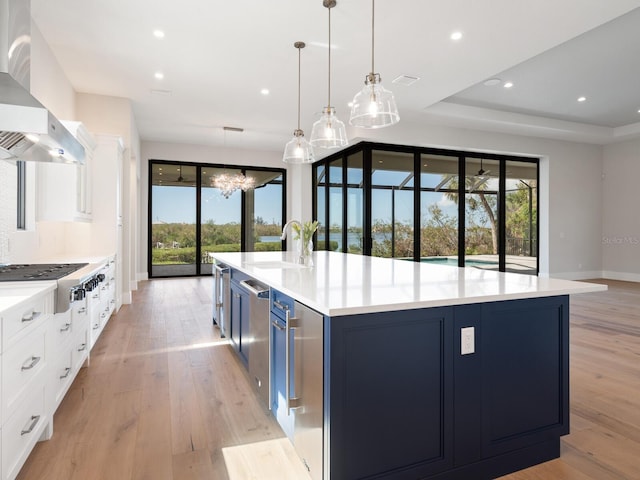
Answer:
[328,307,455,480]
[327,295,569,480]
[264,282,570,480]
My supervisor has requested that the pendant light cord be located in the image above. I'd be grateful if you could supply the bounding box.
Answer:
[328,6,332,107]
[371,0,375,74]
[297,44,302,130]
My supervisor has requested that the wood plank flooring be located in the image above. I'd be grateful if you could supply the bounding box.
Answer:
[17,278,640,480]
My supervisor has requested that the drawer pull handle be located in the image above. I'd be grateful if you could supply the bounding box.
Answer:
[77,343,87,352]
[92,293,99,299]
[271,320,285,331]
[273,300,289,312]
[93,323,100,330]
[78,307,87,314]
[60,367,71,379]
[21,415,41,436]
[21,311,42,323]
[60,323,72,332]
[21,356,41,371]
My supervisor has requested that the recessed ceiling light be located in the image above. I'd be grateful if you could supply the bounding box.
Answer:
[260,88,270,95]
[154,72,164,80]
[577,96,586,102]
[347,102,354,108]
[503,82,514,89]
[153,30,165,39]
[637,109,640,113]
[483,78,501,87]
[450,31,463,41]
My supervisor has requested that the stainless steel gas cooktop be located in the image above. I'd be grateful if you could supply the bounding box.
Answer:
[0,263,89,281]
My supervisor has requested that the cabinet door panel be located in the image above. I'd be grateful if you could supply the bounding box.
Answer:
[329,307,454,480]
[480,296,569,457]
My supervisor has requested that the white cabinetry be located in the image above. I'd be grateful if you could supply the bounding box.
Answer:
[85,257,116,351]
[0,287,55,480]
[36,122,96,222]
[91,136,124,312]
[46,297,89,416]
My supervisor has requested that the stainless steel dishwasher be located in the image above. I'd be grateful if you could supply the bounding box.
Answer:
[240,279,271,407]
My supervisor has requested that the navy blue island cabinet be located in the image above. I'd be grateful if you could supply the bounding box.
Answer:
[324,295,569,480]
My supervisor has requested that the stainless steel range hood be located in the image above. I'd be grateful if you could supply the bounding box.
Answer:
[0,0,84,164]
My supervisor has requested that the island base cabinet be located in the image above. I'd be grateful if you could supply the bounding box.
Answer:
[328,307,454,480]
[326,296,569,480]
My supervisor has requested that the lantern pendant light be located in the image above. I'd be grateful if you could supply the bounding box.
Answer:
[310,0,348,149]
[349,0,399,129]
[283,42,315,164]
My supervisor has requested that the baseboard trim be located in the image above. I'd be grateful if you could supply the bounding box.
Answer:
[602,271,640,283]
[549,270,603,281]
[137,272,148,282]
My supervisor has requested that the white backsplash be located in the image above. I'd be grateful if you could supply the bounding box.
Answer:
[0,160,18,264]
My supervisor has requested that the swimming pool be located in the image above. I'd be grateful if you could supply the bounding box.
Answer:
[420,257,497,268]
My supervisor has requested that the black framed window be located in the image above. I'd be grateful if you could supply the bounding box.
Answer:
[313,142,539,275]
[148,160,286,278]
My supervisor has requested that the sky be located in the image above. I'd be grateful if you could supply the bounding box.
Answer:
[152,184,282,225]
[151,171,509,227]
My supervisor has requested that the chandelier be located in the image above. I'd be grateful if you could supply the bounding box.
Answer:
[211,172,255,199]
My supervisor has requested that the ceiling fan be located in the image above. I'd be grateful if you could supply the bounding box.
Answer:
[174,165,195,184]
[477,158,490,176]
[175,165,184,182]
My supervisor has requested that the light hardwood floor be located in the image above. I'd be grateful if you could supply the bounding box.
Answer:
[17,278,640,480]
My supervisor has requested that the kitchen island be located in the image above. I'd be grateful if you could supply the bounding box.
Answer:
[210,250,606,480]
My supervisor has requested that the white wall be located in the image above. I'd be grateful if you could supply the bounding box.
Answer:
[602,138,640,281]
[29,21,75,120]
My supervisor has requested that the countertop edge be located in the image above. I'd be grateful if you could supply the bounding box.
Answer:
[210,252,608,317]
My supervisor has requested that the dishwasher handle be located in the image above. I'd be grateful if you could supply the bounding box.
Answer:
[214,264,230,275]
[239,280,269,299]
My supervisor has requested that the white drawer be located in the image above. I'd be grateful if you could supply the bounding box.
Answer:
[2,386,47,480]
[1,292,52,353]
[52,350,73,410]
[73,327,89,372]
[2,327,47,422]
[49,310,73,354]
[71,297,88,319]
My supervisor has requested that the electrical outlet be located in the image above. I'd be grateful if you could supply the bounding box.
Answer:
[461,327,475,355]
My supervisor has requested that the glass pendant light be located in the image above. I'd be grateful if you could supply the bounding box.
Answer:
[283,42,315,164]
[310,0,348,149]
[349,0,399,129]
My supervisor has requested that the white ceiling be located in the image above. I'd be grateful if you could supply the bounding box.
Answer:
[30,0,640,152]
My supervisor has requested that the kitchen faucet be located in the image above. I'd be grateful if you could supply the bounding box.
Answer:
[280,219,302,240]
[281,220,304,263]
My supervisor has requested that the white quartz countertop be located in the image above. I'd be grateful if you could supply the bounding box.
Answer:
[0,282,56,313]
[210,251,607,316]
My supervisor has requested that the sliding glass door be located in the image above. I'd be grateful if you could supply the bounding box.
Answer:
[150,163,198,277]
[313,142,539,275]
[149,160,286,278]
